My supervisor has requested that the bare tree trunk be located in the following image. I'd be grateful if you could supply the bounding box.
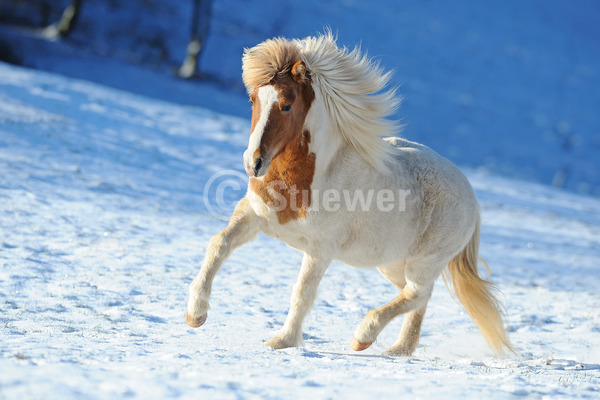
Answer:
[178,0,212,78]
[44,0,83,39]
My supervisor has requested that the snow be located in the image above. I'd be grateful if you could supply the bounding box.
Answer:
[1,59,600,399]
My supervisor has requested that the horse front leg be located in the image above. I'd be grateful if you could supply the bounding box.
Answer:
[185,198,260,327]
[265,253,331,349]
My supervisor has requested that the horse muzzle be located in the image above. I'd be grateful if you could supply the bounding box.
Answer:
[243,150,271,178]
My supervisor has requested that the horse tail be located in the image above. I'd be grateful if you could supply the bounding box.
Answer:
[442,214,513,355]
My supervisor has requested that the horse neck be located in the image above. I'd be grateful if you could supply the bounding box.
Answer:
[304,89,343,180]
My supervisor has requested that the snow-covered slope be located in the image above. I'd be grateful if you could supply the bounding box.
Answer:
[1,0,599,195]
[1,62,599,399]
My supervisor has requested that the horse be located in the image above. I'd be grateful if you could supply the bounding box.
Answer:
[185,32,513,356]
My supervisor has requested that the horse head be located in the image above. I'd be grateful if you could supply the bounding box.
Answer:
[243,61,315,177]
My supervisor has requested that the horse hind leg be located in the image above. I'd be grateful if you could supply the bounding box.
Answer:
[383,305,427,356]
[376,261,430,356]
[350,259,439,356]
[377,261,407,290]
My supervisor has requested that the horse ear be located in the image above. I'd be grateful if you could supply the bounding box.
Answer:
[291,61,308,83]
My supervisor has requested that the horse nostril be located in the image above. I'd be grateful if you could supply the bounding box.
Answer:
[254,157,264,176]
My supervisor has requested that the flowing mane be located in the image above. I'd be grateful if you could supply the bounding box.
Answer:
[242,38,301,94]
[242,32,401,171]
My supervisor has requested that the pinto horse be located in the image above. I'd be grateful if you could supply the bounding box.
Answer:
[185,33,512,356]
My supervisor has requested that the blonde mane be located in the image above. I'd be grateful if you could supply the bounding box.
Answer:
[242,38,301,94]
[242,32,401,171]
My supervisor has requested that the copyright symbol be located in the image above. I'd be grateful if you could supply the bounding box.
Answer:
[203,169,248,220]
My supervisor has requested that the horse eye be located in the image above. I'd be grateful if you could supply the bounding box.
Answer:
[281,104,292,112]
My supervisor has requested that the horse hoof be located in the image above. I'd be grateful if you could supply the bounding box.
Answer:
[185,312,207,328]
[350,338,372,351]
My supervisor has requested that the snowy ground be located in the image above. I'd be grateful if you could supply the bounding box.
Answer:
[1,62,600,399]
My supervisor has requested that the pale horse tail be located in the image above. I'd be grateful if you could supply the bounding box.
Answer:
[442,214,514,355]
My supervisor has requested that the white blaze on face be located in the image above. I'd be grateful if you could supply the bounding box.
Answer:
[244,85,279,173]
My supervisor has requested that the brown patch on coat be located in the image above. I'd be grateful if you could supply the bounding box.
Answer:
[249,91,261,136]
[250,130,316,224]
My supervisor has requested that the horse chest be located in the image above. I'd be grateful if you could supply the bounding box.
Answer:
[247,135,316,225]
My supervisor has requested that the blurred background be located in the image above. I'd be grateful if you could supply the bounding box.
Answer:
[1,0,599,196]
